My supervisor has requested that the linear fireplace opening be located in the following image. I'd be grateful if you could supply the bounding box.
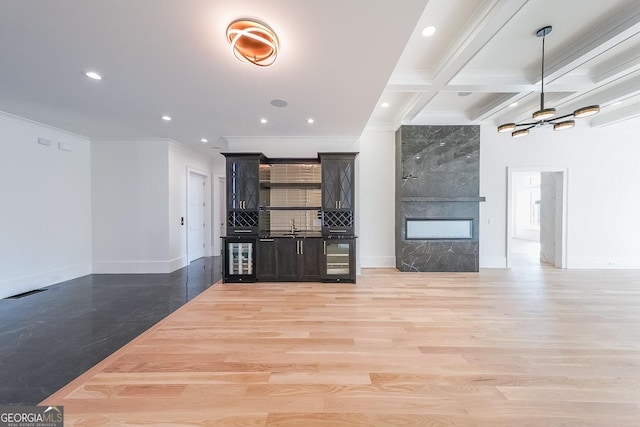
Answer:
[406,218,473,240]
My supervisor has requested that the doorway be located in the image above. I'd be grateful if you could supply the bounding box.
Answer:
[507,167,567,268]
[188,172,206,263]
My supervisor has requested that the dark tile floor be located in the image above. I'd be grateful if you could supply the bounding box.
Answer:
[0,257,221,405]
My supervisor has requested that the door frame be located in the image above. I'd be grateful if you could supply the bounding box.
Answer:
[186,167,211,263]
[506,166,568,268]
[213,175,226,256]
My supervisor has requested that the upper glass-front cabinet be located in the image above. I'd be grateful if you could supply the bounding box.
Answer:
[224,154,262,235]
[319,153,357,235]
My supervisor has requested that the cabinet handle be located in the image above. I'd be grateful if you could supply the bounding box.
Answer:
[296,240,300,255]
[323,241,327,255]
[338,200,341,209]
[234,230,252,233]
[335,201,338,209]
[300,240,304,255]
[329,229,347,233]
[259,238,274,242]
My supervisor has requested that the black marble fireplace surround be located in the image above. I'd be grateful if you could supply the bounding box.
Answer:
[395,125,482,272]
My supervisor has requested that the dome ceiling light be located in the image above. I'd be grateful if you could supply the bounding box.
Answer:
[226,18,279,67]
[497,26,600,138]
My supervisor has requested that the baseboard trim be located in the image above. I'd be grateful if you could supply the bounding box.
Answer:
[567,257,640,269]
[480,256,507,269]
[360,256,396,268]
[0,263,91,300]
[92,258,185,274]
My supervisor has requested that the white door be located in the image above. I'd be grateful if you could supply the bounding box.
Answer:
[188,173,206,262]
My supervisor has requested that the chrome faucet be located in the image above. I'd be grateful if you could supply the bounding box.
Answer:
[290,218,296,233]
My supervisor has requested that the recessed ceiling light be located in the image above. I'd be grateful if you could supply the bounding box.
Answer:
[422,26,436,37]
[381,102,390,108]
[307,118,314,124]
[161,115,172,121]
[271,99,288,108]
[200,138,208,143]
[509,102,519,108]
[85,71,102,80]
[260,118,268,124]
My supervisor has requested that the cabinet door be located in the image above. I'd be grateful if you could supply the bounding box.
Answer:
[238,159,259,209]
[322,158,354,210]
[298,238,321,281]
[321,239,355,283]
[276,238,298,281]
[226,156,260,235]
[257,239,277,281]
[227,157,259,210]
[322,160,340,209]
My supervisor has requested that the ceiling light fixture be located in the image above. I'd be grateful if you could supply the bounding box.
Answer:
[200,138,208,143]
[260,118,268,124]
[422,26,436,37]
[226,18,279,67]
[307,118,314,124]
[161,115,171,121]
[381,102,390,108]
[85,71,102,80]
[497,26,600,138]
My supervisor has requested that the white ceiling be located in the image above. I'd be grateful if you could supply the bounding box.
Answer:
[1,0,640,154]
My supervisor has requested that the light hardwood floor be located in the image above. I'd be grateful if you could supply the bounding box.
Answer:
[42,268,640,426]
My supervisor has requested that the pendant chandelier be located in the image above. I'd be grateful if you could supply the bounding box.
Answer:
[497,26,600,138]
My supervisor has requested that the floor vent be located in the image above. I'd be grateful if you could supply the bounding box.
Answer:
[6,289,47,299]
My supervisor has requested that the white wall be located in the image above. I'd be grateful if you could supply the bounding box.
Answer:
[480,119,640,269]
[168,141,214,269]
[358,130,396,267]
[0,112,92,299]
[91,139,171,273]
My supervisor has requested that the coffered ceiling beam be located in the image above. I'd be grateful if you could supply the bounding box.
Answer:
[590,100,640,127]
[535,2,640,84]
[399,0,529,122]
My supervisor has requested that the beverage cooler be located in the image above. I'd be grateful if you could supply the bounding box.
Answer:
[223,239,256,282]
[322,238,355,283]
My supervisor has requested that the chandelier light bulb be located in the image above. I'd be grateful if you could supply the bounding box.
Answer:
[574,105,600,118]
[512,129,529,138]
[497,123,516,133]
[553,120,575,131]
[532,108,556,121]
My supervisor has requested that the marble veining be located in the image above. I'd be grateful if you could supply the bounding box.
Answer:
[396,125,480,272]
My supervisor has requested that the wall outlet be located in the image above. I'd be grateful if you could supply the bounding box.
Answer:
[37,137,52,146]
